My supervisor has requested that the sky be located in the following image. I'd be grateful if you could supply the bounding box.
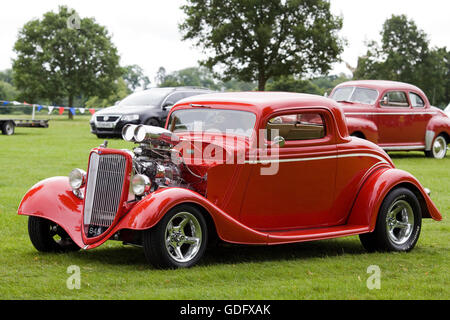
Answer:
[0,0,449,83]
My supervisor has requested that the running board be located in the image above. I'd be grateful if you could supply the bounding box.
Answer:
[265,225,370,245]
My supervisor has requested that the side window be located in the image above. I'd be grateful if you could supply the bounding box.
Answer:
[380,91,409,107]
[409,92,425,108]
[164,92,185,106]
[267,112,326,141]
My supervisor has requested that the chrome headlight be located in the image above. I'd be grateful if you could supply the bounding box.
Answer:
[131,174,151,196]
[122,114,140,122]
[69,168,87,190]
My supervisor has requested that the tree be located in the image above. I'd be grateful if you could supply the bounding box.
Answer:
[180,0,344,91]
[85,78,130,108]
[13,6,123,119]
[0,69,14,84]
[354,15,450,107]
[123,65,151,92]
[266,76,323,95]
[158,66,220,90]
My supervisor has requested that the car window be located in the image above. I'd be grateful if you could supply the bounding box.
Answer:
[164,92,186,106]
[118,88,173,107]
[409,92,425,108]
[331,87,378,105]
[381,91,409,108]
[267,113,326,141]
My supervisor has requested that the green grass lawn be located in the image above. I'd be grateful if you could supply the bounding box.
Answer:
[0,116,448,300]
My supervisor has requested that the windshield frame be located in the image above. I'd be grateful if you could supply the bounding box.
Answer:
[167,107,258,139]
[331,86,380,105]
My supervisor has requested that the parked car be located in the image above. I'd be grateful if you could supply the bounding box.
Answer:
[90,87,213,138]
[19,92,442,269]
[330,80,450,159]
[445,103,450,116]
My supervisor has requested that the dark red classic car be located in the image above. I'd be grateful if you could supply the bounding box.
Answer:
[18,92,442,268]
[330,80,450,159]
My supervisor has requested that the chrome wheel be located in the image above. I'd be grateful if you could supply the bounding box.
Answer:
[432,136,447,159]
[386,199,415,245]
[165,212,202,263]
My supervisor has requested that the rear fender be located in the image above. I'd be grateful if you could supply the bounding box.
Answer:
[17,177,85,248]
[348,168,442,231]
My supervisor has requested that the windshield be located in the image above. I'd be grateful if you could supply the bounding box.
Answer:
[118,88,173,107]
[331,87,379,105]
[168,109,257,138]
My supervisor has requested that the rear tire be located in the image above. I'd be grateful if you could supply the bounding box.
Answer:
[143,204,208,269]
[359,188,422,253]
[28,216,80,253]
[425,135,448,159]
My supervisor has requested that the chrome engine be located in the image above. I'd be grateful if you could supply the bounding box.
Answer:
[122,124,194,192]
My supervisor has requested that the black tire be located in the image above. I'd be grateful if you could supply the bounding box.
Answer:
[425,134,448,159]
[28,216,80,253]
[145,118,161,127]
[2,121,15,135]
[359,187,422,252]
[143,204,208,269]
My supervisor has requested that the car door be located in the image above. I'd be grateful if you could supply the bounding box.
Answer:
[376,90,414,145]
[408,91,432,145]
[240,109,339,231]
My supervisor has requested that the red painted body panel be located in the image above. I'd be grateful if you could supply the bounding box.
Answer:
[18,92,443,250]
[331,80,450,150]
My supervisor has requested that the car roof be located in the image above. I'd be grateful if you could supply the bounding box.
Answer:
[177,91,337,111]
[334,80,423,92]
[172,91,350,138]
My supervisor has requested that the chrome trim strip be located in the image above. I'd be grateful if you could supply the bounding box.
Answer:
[84,152,99,226]
[345,112,437,116]
[245,153,390,165]
[382,145,426,151]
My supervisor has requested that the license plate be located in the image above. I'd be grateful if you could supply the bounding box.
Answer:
[97,122,115,128]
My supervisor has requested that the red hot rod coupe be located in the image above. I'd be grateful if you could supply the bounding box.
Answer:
[330,80,450,159]
[18,92,442,268]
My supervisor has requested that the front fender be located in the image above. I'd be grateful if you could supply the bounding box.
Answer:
[17,177,85,248]
[345,117,379,143]
[348,168,442,231]
[116,187,268,245]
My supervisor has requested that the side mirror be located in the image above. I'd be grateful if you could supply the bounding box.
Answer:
[381,96,389,106]
[162,102,173,111]
[114,100,121,106]
[270,136,285,148]
[324,92,329,98]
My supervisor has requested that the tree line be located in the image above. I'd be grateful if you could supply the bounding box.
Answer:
[1,2,449,119]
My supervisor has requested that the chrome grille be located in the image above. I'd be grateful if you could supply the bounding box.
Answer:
[83,152,127,237]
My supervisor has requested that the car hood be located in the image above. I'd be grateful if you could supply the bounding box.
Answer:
[95,105,158,115]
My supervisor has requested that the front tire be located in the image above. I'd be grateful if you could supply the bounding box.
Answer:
[425,135,448,159]
[28,216,80,252]
[145,118,161,127]
[143,205,208,269]
[359,188,422,252]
